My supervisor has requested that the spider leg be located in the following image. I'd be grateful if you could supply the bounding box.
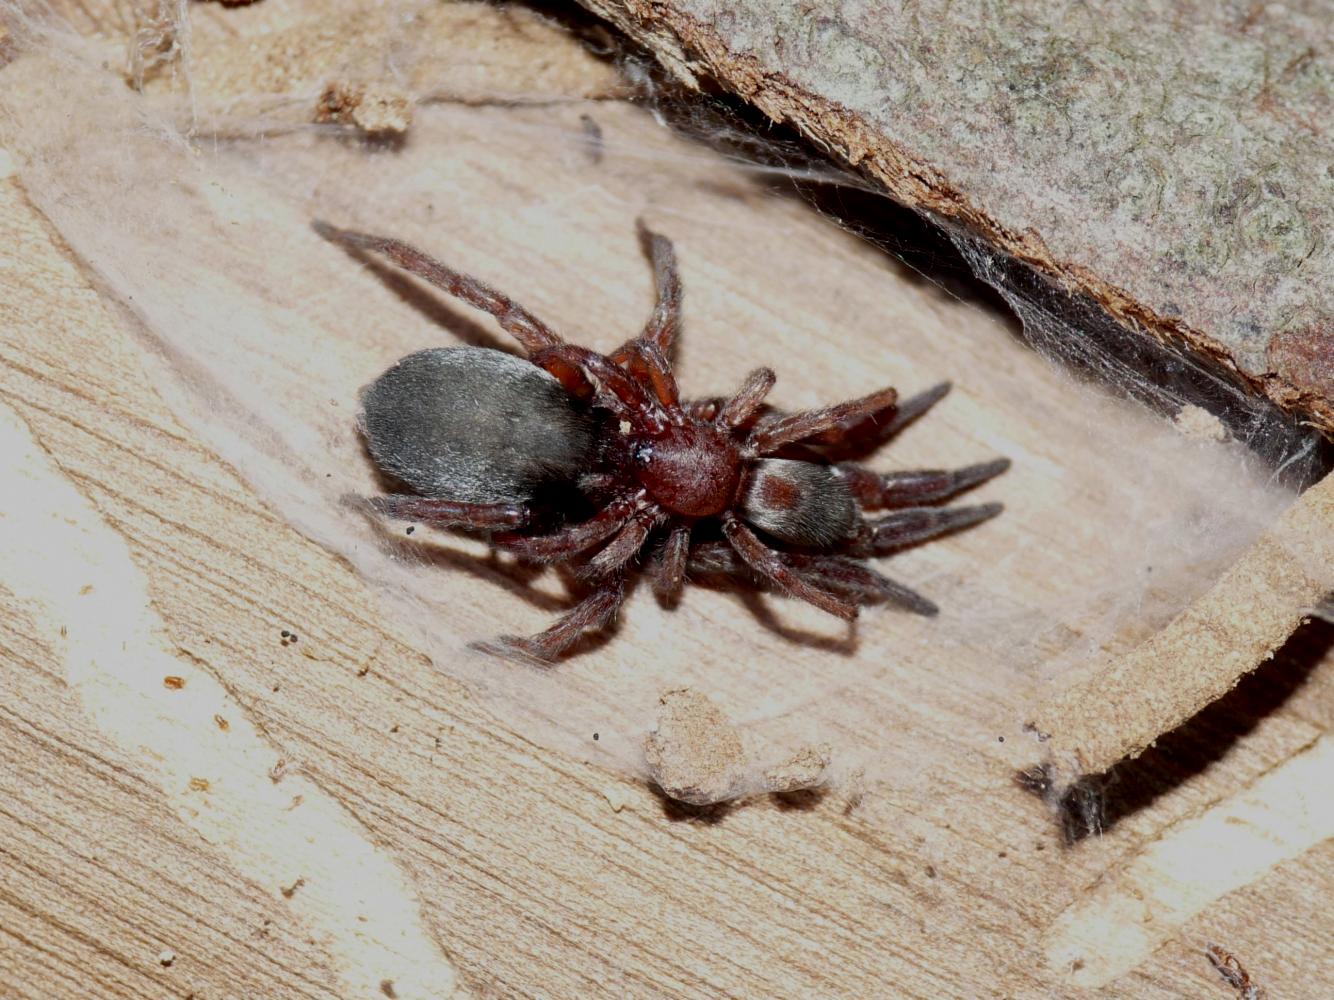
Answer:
[652,523,691,605]
[581,506,667,579]
[615,340,680,410]
[717,368,776,429]
[846,503,1003,557]
[530,344,666,433]
[788,555,939,616]
[785,381,954,461]
[531,351,595,402]
[837,457,1010,510]
[878,381,951,439]
[721,514,858,621]
[685,540,740,575]
[749,386,899,455]
[634,219,682,357]
[493,494,640,562]
[501,573,628,661]
[370,495,530,530]
[607,223,682,408]
[686,542,935,615]
[690,398,724,422]
[312,222,561,353]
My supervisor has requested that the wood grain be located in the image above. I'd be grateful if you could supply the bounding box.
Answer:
[1,4,1331,998]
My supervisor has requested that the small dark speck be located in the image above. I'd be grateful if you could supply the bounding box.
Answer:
[280,630,291,638]
[924,864,937,878]
[390,724,400,734]
[272,683,280,693]
[406,526,415,535]
[380,980,397,998]
[579,112,604,163]
[592,732,599,741]
[997,850,1008,858]
[997,736,1005,743]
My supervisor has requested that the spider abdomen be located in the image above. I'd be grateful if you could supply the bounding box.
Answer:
[741,459,857,546]
[632,421,743,517]
[360,347,595,504]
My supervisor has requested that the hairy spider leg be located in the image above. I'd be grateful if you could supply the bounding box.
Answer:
[652,523,692,605]
[370,496,530,529]
[581,506,669,578]
[836,457,1011,509]
[501,573,629,661]
[634,220,682,357]
[717,368,777,429]
[785,555,939,616]
[530,351,596,402]
[813,382,954,459]
[530,344,667,434]
[492,494,641,562]
[312,222,562,353]
[846,503,1004,557]
[721,514,858,621]
[609,223,683,406]
[684,543,937,616]
[688,398,723,422]
[749,386,900,454]
[617,340,680,411]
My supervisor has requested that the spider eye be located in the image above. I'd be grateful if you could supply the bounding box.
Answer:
[632,442,655,465]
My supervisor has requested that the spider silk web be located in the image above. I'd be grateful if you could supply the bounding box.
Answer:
[2,0,1328,799]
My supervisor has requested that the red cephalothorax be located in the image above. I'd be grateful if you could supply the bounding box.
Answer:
[318,220,1008,660]
[633,422,743,517]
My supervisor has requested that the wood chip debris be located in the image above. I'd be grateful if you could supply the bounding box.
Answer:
[644,687,832,805]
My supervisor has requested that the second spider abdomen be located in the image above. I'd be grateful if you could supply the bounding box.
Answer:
[632,421,743,517]
[740,459,856,545]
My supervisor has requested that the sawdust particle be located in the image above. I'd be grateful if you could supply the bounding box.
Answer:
[763,743,832,793]
[316,81,412,137]
[281,876,306,898]
[644,687,746,806]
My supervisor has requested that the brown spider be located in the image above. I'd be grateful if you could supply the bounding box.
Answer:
[316,220,1007,660]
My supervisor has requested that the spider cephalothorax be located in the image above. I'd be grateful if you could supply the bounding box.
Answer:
[317,220,1007,660]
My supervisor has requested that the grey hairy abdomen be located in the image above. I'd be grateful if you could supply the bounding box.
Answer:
[360,347,595,504]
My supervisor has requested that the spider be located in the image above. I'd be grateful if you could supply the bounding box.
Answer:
[316,220,1008,660]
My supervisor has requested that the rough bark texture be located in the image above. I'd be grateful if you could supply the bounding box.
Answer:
[578,0,1334,436]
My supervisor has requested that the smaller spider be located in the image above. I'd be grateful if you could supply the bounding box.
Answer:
[317,220,1007,660]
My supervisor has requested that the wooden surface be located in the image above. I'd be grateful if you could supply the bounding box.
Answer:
[1,3,1332,998]
[579,0,1334,436]
[1030,471,1334,780]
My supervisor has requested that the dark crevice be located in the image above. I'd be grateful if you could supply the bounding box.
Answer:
[1018,614,1333,843]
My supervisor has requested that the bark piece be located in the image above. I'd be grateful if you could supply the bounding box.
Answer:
[579,0,1334,435]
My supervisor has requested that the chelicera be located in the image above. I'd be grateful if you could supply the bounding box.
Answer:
[317,220,1008,660]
